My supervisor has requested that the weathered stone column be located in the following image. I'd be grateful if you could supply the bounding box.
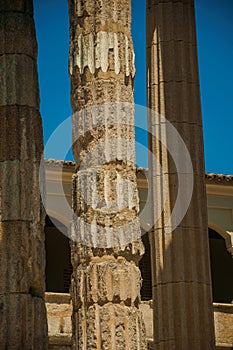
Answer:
[68,0,147,349]
[147,0,215,348]
[0,1,48,348]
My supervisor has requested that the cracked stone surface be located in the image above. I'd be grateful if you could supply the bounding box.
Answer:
[69,0,147,348]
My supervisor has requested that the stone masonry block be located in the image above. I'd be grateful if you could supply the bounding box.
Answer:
[72,259,142,309]
[0,220,45,294]
[152,282,214,349]
[0,160,44,221]
[0,54,39,107]
[0,12,37,57]
[73,167,139,213]
[151,226,211,286]
[151,173,208,231]
[0,293,48,349]
[0,0,33,15]
[72,303,147,350]
[0,105,43,161]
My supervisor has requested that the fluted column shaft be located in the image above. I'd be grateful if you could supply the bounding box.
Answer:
[0,1,48,348]
[147,0,215,348]
[69,0,147,349]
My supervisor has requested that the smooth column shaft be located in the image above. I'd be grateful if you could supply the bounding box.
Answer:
[147,0,215,348]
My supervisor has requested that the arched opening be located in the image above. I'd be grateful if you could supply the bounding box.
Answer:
[45,215,72,293]
[209,227,233,303]
[139,229,152,300]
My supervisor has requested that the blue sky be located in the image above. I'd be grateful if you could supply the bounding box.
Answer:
[34,0,233,174]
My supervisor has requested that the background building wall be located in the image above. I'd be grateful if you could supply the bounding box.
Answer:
[44,160,233,348]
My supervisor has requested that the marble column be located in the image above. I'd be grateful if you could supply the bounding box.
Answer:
[147,0,215,348]
[0,1,48,348]
[68,0,147,349]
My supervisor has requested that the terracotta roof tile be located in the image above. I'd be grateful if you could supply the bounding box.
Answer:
[44,159,233,183]
[205,173,233,183]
